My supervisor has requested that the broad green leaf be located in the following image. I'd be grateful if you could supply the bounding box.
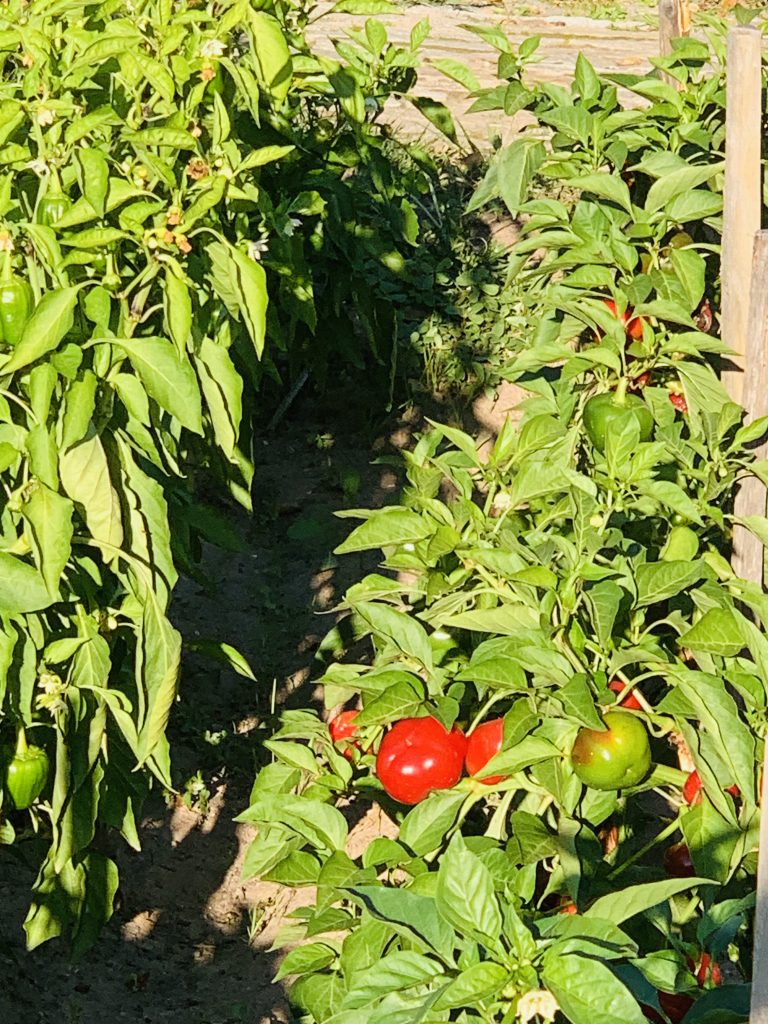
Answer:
[575,173,633,215]
[347,886,455,962]
[194,337,243,461]
[23,483,73,597]
[679,608,744,656]
[434,962,508,1010]
[275,943,338,982]
[543,952,646,1024]
[237,794,348,853]
[585,878,718,924]
[112,337,203,434]
[479,735,560,779]
[60,429,124,558]
[2,288,79,374]
[436,834,502,945]
[116,436,177,604]
[336,507,433,554]
[208,242,268,358]
[353,600,433,670]
[399,790,466,856]
[342,950,443,1009]
[586,581,624,649]
[497,139,546,216]
[251,11,292,104]
[136,590,181,766]
[636,560,707,607]
[0,552,54,614]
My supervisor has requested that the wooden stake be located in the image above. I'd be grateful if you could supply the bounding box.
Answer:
[721,27,763,407]
[658,0,690,61]
[732,232,768,582]
[742,232,768,1024]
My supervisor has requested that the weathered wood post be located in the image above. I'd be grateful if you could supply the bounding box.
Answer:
[719,26,768,1021]
[720,26,762,407]
[658,0,690,85]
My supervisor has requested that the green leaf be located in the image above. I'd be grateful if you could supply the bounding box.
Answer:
[342,950,443,1008]
[559,675,605,729]
[274,942,338,982]
[644,161,724,214]
[542,952,646,1024]
[0,551,55,614]
[238,794,348,853]
[436,834,502,945]
[434,962,508,1010]
[586,581,624,649]
[76,148,109,218]
[116,436,177,603]
[112,337,203,434]
[679,608,745,656]
[163,266,192,354]
[635,560,707,607]
[60,429,124,558]
[575,173,633,215]
[193,337,243,461]
[336,507,433,553]
[346,886,455,961]
[2,288,79,374]
[585,878,718,924]
[479,735,560,778]
[136,589,181,768]
[207,242,268,358]
[23,483,74,597]
[353,601,433,669]
[497,139,546,217]
[410,97,457,144]
[399,790,466,856]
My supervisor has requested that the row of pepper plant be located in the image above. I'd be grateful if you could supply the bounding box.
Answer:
[0,0,448,952]
[244,16,768,1024]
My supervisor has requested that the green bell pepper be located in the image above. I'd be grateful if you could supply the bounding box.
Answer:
[5,727,49,810]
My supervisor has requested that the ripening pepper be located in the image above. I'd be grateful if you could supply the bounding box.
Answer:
[4,727,50,810]
[0,249,33,348]
[36,192,72,228]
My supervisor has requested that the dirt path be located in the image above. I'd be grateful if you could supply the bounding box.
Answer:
[309,0,661,145]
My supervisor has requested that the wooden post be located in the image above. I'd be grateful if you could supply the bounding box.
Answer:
[720,27,763,407]
[744,232,768,1024]
[732,232,768,582]
[658,0,690,86]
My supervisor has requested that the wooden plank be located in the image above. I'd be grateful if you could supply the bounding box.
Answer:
[658,0,690,86]
[721,27,763,407]
[740,231,768,1024]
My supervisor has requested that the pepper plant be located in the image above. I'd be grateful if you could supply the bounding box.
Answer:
[243,20,768,1021]
[245,349,764,1020]
[0,0,446,952]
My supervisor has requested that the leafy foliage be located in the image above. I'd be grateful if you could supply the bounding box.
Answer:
[0,0,458,950]
[244,18,768,1023]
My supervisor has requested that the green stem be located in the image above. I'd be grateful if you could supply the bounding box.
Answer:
[614,375,629,404]
[651,764,689,788]
[1,248,11,283]
[15,725,28,756]
[608,816,680,880]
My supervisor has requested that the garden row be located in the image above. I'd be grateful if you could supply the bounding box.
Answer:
[241,9,768,1024]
